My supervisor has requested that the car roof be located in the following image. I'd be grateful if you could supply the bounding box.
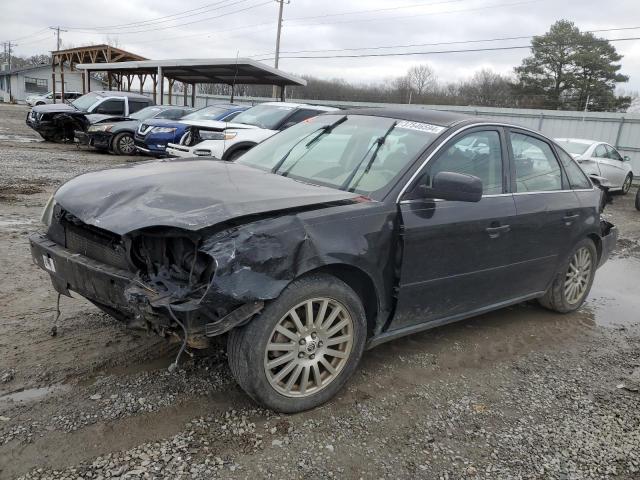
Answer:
[260,101,340,112]
[555,138,600,145]
[91,91,152,99]
[338,106,477,127]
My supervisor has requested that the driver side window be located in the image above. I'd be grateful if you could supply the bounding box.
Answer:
[425,130,503,195]
[605,145,623,161]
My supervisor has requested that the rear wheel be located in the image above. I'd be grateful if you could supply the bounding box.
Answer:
[622,173,633,195]
[538,239,597,313]
[227,274,367,413]
[635,187,640,211]
[112,132,136,155]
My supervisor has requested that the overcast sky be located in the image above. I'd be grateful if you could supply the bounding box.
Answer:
[4,0,640,91]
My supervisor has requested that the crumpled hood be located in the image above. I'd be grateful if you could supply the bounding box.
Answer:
[54,158,360,235]
[32,103,78,114]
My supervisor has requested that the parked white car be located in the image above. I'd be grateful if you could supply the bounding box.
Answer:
[166,102,339,160]
[555,138,634,194]
[26,91,82,106]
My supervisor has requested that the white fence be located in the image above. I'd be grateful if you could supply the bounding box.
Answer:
[151,91,640,172]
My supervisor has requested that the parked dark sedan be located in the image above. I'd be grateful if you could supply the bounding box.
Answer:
[81,105,194,155]
[29,108,617,412]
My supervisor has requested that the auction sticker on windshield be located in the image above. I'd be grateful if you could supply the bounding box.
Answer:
[396,120,446,134]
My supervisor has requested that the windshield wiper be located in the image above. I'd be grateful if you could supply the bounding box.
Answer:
[271,115,348,174]
[341,120,397,192]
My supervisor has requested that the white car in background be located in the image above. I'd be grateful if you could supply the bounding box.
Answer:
[26,91,82,106]
[555,138,634,194]
[166,102,339,160]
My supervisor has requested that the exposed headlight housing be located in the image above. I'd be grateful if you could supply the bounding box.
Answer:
[150,127,177,134]
[41,195,57,226]
[87,124,114,133]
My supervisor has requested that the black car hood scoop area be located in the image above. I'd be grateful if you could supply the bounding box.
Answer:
[54,158,360,235]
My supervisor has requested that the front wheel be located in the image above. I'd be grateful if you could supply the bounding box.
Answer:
[538,239,597,313]
[622,173,633,195]
[112,132,136,155]
[227,273,367,413]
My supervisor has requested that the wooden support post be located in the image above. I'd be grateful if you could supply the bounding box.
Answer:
[168,79,174,105]
[158,67,164,105]
[60,61,65,102]
[152,74,157,104]
[183,82,188,106]
[107,72,112,91]
[191,83,196,107]
[51,60,56,104]
[81,70,86,94]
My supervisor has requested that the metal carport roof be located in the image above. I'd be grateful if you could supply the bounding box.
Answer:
[75,58,307,87]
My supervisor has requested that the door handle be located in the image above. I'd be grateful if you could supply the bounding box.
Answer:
[485,225,510,239]
[563,213,579,225]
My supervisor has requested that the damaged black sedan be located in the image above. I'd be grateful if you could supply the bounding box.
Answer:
[30,108,617,412]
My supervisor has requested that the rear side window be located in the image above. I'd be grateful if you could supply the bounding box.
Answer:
[510,132,563,192]
[426,130,503,194]
[280,109,320,130]
[129,100,151,114]
[557,148,592,189]
[594,144,607,158]
[94,99,125,115]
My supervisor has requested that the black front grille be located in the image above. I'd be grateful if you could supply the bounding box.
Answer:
[65,223,129,270]
[50,209,129,270]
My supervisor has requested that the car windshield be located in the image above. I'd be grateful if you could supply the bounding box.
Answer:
[231,104,295,129]
[130,107,164,121]
[71,92,102,111]
[556,140,591,155]
[182,106,231,121]
[237,114,444,197]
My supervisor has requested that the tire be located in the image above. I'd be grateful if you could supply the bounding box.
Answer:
[227,273,367,413]
[226,148,250,161]
[635,187,640,211]
[112,132,136,155]
[538,239,597,313]
[36,101,45,106]
[621,173,633,195]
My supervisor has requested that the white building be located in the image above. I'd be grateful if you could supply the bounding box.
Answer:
[0,63,103,103]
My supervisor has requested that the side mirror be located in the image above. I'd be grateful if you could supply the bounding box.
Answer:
[412,171,483,202]
[624,155,631,162]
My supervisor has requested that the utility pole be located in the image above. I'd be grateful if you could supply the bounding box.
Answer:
[3,41,15,100]
[49,26,67,103]
[49,26,67,51]
[272,0,288,99]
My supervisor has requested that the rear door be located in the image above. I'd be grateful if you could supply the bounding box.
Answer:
[393,127,518,330]
[599,144,628,187]
[507,129,582,296]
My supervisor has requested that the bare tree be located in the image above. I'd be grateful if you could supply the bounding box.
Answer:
[407,64,436,97]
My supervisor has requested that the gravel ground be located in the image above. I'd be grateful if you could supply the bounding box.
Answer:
[1,103,640,479]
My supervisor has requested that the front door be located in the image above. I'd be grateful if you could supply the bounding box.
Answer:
[392,128,518,330]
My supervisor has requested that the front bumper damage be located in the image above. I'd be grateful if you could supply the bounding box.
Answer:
[29,227,270,348]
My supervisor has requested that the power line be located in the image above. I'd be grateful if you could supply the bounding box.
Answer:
[250,26,640,59]
[62,0,251,31]
[59,0,273,35]
[269,36,640,60]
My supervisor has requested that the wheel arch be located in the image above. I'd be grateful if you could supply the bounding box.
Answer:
[587,233,602,263]
[299,263,380,338]
[222,142,257,160]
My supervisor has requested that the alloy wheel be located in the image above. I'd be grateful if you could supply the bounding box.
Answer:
[623,175,632,194]
[264,297,354,398]
[564,247,592,305]
[119,135,135,154]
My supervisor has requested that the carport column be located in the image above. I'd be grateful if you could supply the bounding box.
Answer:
[191,83,196,107]
[51,60,56,104]
[157,66,164,105]
[60,61,65,102]
[183,82,188,106]
[81,70,86,94]
[85,70,91,93]
[280,85,286,102]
